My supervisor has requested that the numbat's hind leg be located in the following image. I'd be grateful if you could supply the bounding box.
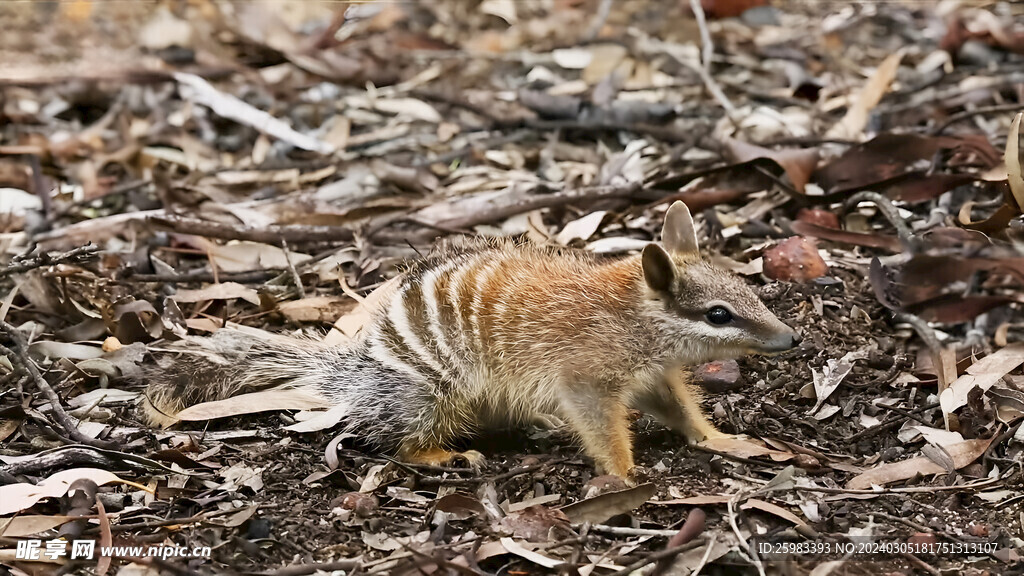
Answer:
[400,446,486,468]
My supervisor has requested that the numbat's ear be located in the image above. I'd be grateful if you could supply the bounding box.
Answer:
[642,243,675,292]
[662,201,699,255]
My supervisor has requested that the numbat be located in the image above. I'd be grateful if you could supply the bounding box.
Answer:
[143,202,799,480]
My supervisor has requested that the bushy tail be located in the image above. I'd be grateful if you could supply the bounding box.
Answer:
[141,330,338,426]
[140,329,423,451]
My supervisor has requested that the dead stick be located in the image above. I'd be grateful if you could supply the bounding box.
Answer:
[607,539,707,576]
[0,322,116,449]
[688,0,736,117]
[0,245,99,279]
[251,560,361,576]
[149,216,353,244]
[369,182,644,244]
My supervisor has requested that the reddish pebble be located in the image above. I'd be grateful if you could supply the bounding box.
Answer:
[583,475,629,498]
[793,453,821,471]
[700,0,769,18]
[763,236,828,282]
[338,492,378,516]
[695,360,743,392]
[908,532,938,547]
[796,208,840,229]
[967,523,989,537]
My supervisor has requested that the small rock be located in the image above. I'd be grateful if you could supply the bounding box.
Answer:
[102,336,123,353]
[582,475,629,499]
[793,453,821,471]
[967,523,989,538]
[740,5,779,26]
[336,492,378,517]
[763,237,828,282]
[796,208,840,229]
[908,532,938,547]
[520,456,541,467]
[868,350,894,370]
[695,360,744,393]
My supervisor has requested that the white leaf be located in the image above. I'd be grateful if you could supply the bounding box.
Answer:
[374,98,442,123]
[552,48,593,69]
[284,402,351,433]
[555,211,606,245]
[0,188,42,214]
[29,341,103,360]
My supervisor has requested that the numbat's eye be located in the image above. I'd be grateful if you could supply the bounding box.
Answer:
[705,306,733,325]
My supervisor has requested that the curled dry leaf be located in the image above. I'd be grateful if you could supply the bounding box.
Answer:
[826,51,904,139]
[325,275,403,345]
[0,468,143,516]
[939,343,1024,419]
[499,506,573,542]
[723,138,819,193]
[172,282,260,306]
[499,537,562,569]
[558,483,656,524]
[741,498,806,526]
[790,221,902,252]
[174,72,334,154]
[1004,112,1023,211]
[283,402,350,433]
[846,437,994,490]
[0,515,76,537]
[698,436,794,462]
[278,296,356,324]
[175,389,330,422]
[555,211,606,246]
[29,341,104,360]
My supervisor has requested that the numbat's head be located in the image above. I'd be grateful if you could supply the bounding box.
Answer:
[641,201,800,362]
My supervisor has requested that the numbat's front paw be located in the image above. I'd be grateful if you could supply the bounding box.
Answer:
[531,413,566,430]
[624,465,652,487]
[452,450,486,468]
[404,448,486,469]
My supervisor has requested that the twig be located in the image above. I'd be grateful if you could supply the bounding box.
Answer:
[123,269,283,284]
[902,553,942,576]
[690,534,717,576]
[584,0,614,41]
[368,181,644,245]
[728,491,766,576]
[848,401,940,442]
[250,560,362,576]
[0,244,99,279]
[582,525,679,538]
[792,476,1000,495]
[280,239,306,299]
[606,539,706,576]
[2,444,190,477]
[873,400,933,426]
[149,216,354,244]
[931,103,1024,135]
[688,0,736,117]
[844,191,914,247]
[0,322,116,449]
